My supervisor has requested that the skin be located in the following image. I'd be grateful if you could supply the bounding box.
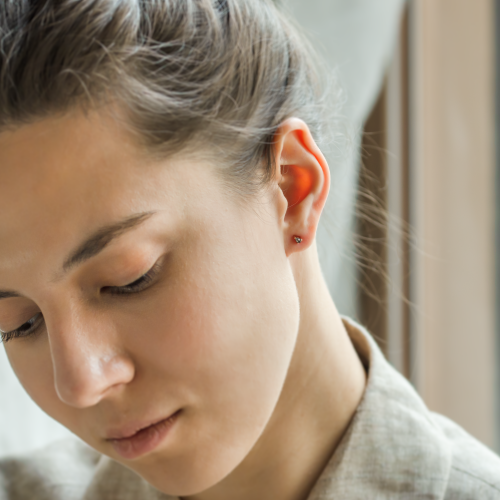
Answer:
[0,109,366,500]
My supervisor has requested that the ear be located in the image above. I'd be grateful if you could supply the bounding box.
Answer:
[274,118,330,256]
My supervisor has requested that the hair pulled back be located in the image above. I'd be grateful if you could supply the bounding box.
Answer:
[0,0,327,194]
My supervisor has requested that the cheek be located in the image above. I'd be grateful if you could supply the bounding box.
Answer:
[130,240,299,408]
[5,339,71,424]
[124,240,300,495]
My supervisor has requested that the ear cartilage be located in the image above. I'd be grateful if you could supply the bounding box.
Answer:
[294,236,303,244]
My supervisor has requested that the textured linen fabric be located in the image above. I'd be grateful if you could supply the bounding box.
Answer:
[1,318,499,500]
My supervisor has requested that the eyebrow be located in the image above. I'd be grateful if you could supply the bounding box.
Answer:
[62,211,157,273]
[0,211,156,300]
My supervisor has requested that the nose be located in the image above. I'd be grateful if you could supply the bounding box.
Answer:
[47,309,135,408]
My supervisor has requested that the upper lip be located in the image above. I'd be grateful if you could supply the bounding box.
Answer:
[104,410,180,441]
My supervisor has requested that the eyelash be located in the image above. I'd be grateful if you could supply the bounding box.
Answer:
[0,313,44,344]
[101,262,162,295]
[0,263,162,343]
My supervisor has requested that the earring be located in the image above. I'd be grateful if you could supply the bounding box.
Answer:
[294,236,303,244]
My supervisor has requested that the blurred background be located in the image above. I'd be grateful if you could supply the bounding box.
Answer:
[1,0,499,456]
[285,0,499,454]
[351,0,500,453]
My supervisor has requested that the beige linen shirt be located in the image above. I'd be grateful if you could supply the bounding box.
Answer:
[1,319,499,499]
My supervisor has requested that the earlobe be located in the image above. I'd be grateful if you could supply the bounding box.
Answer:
[274,118,330,256]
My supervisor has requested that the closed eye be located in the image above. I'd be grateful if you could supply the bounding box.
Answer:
[101,262,162,295]
[0,312,44,343]
[0,262,163,343]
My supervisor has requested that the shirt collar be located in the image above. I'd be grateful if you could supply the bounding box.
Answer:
[307,317,452,499]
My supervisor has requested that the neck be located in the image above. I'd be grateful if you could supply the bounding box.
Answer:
[185,242,367,500]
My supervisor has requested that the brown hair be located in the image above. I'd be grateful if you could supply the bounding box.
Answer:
[0,0,330,196]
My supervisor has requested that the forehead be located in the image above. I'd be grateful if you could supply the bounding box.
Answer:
[0,111,134,196]
[0,111,215,280]
[0,110,151,196]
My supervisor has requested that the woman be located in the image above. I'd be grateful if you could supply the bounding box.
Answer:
[0,1,498,499]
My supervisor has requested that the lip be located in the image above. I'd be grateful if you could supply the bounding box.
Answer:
[106,410,181,460]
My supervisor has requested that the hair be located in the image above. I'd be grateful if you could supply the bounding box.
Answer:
[0,0,330,197]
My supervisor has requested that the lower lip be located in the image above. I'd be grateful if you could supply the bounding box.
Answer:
[109,411,180,460]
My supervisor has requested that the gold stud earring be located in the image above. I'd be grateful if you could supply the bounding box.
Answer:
[294,236,303,244]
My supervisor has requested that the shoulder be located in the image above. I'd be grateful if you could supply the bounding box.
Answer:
[0,439,174,500]
[0,438,101,500]
[330,319,500,499]
[430,413,500,499]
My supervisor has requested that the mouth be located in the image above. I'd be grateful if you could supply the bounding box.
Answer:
[106,410,181,460]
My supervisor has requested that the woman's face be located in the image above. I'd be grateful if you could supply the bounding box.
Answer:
[0,111,300,495]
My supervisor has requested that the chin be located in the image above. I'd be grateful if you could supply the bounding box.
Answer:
[128,444,254,497]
